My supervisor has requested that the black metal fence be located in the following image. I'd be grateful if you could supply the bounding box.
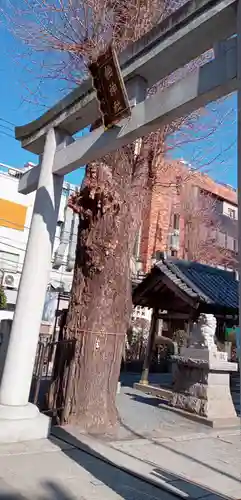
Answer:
[30,337,76,424]
[123,340,171,373]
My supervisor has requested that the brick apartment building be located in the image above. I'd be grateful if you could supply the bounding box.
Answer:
[136,160,238,273]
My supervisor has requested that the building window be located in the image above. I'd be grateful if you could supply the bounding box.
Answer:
[227,208,236,219]
[0,251,19,271]
[226,235,235,251]
[171,250,178,257]
[133,227,141,259]
[217,231,226,248]
[175,176,182,195]
[217,233,237,253]
[173,213,180,230]
[222,201,237,220]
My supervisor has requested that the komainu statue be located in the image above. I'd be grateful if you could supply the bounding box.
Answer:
[190,313,217,350]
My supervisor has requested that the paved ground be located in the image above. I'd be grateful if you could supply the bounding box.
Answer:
[0,372,239,500]
[116,373,240,440]
[111,374,241,499]
[52,373,240,500]
[116,373,213,440]
[108,431,241,499]
[0,437,183,500]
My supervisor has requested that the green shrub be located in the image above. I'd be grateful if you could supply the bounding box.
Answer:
[0,287,7,310]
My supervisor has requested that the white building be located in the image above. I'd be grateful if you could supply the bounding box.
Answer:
[0,161,151,322]
[0,162,78,310]
[131,305,152,323]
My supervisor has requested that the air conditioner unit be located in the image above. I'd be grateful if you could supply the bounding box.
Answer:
[2,272,17,289]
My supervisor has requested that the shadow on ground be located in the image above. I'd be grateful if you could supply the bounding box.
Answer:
[119,372,172,389]
[0,426,237,499]
[50,426,236,500]
[120,371,240,416]
[115,412,241,485]
[0,481,79,500]
[124,392,169,406]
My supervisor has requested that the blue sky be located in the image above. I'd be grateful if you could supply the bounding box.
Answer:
[0,27,237,188]
[0,28,86,185]
[167,94,237,188]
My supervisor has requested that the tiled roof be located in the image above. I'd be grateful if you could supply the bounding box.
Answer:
[165,260,239,311]
[133,259,239,313]
[156,260,203,300]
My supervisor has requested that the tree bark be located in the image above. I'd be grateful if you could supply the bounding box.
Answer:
[50,154,147,433]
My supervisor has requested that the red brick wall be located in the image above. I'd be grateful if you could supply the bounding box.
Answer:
[140,160,237,272]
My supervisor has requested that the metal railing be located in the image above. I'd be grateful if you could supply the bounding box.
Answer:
[30,337,76,424]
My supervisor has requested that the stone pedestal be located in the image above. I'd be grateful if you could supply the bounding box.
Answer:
[0,403,50,443]
[170,348,239,427]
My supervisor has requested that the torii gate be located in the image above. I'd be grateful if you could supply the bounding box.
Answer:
[0,0,239,443]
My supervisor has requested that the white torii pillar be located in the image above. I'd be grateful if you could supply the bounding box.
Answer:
[0,128,64,442]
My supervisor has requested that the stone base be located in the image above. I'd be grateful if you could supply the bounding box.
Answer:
[179,347,234,370]
[0,403,50,443]
[158,402,240,428]
[170,352,238,422]
[134,382,240,428]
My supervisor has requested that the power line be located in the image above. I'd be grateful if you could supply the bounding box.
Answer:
[0,118,15,127]
[0,243,75,266]
[0,122,15,139]
[0,130,15,140]
[0,124,14,134]
[0,260,72,288]
[0,254,74,273]
[0,239,32,254]
[0,231,74,249]
[0,231,76,264]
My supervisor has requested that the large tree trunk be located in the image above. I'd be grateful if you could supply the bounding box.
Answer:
[50,156,143,432]
[49,135,151,432]
[63,251,130,432]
